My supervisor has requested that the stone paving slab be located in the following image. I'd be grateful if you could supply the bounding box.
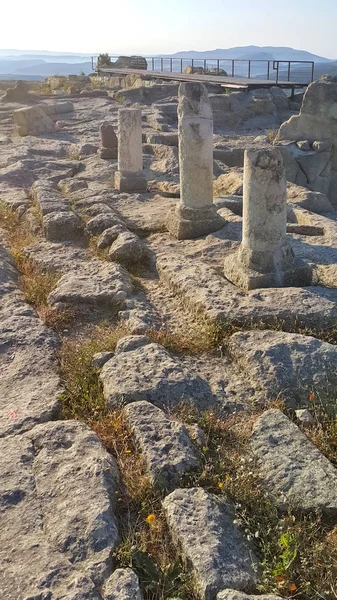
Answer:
[251,409,337,517]
[228,329,337,408]
[0,420,119,599]
[0,245,62,438]
[100,336,214,410]
[162,487,258,600]
[123,400,200,488]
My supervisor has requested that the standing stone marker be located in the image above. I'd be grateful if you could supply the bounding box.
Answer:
[223,148,311,290]
[99,121,118,159]
[114,108,146,192]
[166,82,225,239]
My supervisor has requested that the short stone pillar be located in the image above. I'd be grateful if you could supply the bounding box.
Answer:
[114,108,146,192]
[223,148,311,290]
[99,121,118,159]
[166,82,225,239]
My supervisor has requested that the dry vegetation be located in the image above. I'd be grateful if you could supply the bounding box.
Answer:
[1,201,336,599]
[60,323,337,600]
[0,201,73,329]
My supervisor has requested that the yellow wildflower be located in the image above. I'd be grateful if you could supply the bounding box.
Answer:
[146,513,156,525]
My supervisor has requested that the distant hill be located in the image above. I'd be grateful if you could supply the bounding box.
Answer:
[167,46,333,62]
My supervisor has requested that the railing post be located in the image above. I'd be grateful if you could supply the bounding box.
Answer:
[311,61,315,82]
[152,57,154,71]
[170,58,172,72]
[232,60,234,77]
[204,59,206,72]
[276,61,279,83]
[181,58,183,73]
[248,60,251,78]
[267,61,270,79]
[217,59,219,75]
[192,59,194,73]
[287,61,291,82]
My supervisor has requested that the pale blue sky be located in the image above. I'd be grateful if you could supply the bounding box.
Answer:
[2,0,337,59]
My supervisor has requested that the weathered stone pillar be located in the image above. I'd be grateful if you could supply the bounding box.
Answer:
[99,121,118,159]
[166,82,225,239]
[223,148,311,289]
[114,108,146,192]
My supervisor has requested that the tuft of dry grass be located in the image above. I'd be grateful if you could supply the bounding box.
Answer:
[267,129,278,143]
[0,201,62,313]
[59,323,128,421]
[39,306,76,332]
[15,253,61,307]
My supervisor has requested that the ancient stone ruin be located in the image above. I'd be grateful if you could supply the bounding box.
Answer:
[224,147,311,289]
[0,69,336,600]
[166,82,225,239]
[114,108,146,192]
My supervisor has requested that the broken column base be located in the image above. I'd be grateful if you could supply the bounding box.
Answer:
[99,147,118,160]
[223,239,312,291]
[166,205,226,240]
[114,170,147,193]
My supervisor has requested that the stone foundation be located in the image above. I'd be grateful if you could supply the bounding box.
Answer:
[166,205,225,240]
[114,170,147,193]
[223,238,311,290]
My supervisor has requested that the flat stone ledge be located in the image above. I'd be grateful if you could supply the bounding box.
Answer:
[217,591,282,600]
[251,409,337,517]
[155,245,337,330]
[0,420,119,598]
[48,262,133,310]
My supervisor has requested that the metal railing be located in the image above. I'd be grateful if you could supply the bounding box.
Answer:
[92,56,315,85]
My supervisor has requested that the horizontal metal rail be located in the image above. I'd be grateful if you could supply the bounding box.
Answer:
[92,56,315,85]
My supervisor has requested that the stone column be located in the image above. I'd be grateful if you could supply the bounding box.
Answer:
[223,148,311,289]
[114,108,146,192]
[166,82,225,239]
[99,121,118,159]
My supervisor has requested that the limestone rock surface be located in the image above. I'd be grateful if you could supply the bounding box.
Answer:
[14,105,56,136]
[48,262,133,309]
[0,245,62,438]
[162,488,258,600]
[0,420,119,599]
[103,568,143,600]
[109,231,147,266]
[123,401,200,488]
[100,337,213,410]
[43,210,83,241]
[251,409,337,516]
[228,329,337,407]
[217,592,282,600]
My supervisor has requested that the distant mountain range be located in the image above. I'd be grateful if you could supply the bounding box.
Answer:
[0,46,335,80]
[167,46,333,63]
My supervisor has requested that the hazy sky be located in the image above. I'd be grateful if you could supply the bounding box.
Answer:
[2,0,337,59]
